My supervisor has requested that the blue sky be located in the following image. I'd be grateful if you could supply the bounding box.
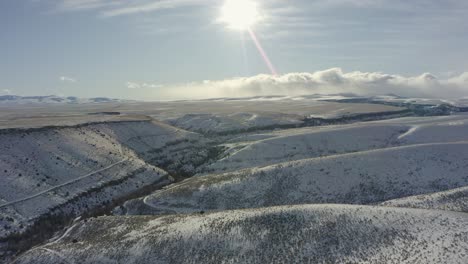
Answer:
[1,0,468,100]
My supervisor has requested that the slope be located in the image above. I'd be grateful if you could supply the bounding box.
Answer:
[14,204,468,264]
[202,115,468,174]
[382,185,468,213]
[0,119,212,246]
[119,142,468,215]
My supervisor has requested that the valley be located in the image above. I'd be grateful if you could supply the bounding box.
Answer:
[1,95,468,263]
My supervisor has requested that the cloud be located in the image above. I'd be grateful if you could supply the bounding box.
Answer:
[143,83,164,89]
[101,0,212,17]
[1,89,12,95]
[126,82,164,89]
[156,68,468,100]
[42,0,468,46]
[126,82,140,89]
[48,0,214,17]
[54,0,122,12]
[448,72,468,85]
[59,76,77,82]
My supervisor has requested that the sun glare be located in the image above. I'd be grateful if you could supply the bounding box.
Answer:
[220,0,259,30]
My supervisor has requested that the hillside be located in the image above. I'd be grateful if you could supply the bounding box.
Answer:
[0,119,214,253]
[119,142,468,215]
[381,186,468,213]
[201,124,407,174]
[14,204,468,264]
[201,114,468,174]
[2,100,468,263]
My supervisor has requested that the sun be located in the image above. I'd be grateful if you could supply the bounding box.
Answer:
[220,0,259,30]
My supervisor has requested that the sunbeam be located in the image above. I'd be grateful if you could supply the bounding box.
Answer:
[220,0,278,76]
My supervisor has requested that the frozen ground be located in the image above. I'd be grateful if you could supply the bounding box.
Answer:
[0,95,405,133]
[0,119,211,244]
[201,124,407,174]
[381,186,468,213]
[200,114,468,174]
[121,142,468,215]
[3,95,468,263]
[14,204,468,264]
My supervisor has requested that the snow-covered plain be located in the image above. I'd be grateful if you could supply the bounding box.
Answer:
[14,204,468,264]
[160,100,405,134]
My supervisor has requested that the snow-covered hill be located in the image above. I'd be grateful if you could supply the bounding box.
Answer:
[3,99,468,263]
[167,112,304,134]
[382,186,468,213]
[119,142,468,215]
[14,204,468,264]
[201,124,407,174]
[201,114,468,174]
[0,120,212,243]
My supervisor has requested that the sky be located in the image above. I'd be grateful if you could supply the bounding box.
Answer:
[1,0,468,100]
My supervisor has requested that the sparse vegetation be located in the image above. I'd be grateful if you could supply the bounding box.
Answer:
[2,99,468,263]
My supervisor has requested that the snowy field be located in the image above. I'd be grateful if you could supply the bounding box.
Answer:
[15,204,468,264]
[121,142,468,215]
[0,95,405,132]
[0,120,209,241]
[200,114,468,174]
[2,96,468,262]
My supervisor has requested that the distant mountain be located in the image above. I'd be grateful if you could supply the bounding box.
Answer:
[0,95,125,104]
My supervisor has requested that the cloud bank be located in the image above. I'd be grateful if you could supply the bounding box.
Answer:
[157,68,468,100]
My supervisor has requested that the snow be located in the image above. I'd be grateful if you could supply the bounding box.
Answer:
[166,112,303,134]
[382,185,468,213]
[201,124,409,174]
[3,97,468,262]
[120,142,468,215]
[201,114,468,174]
[0,120,207,239]
[13,204,468,264]
[397,125,419,139]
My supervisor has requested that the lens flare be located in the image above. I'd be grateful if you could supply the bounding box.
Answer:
[247,28,278,76]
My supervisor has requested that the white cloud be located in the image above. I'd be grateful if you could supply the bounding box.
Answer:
[126,82,140,89]
[101,0,212,17]
[49,0,214,17]
[143,83,164,88]
[127,82,164,89]
[448,72,468,85]
[1,89,12,95]
[156,68,468,100]
[59,76,77,82]
[54,0,122,12]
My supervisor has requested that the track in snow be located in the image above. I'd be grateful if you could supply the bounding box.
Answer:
[0,158,129,209]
